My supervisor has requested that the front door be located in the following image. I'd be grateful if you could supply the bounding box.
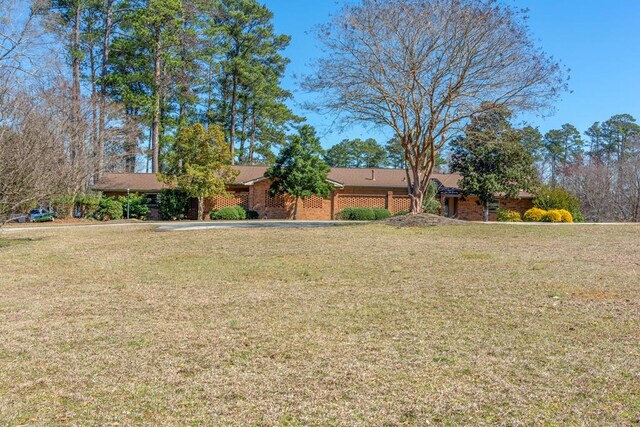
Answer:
[445,197,458,218]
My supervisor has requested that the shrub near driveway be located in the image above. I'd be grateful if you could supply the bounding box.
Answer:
[523,207,573,223]
[497,209,523,222]
[158,189,190,220]
[337,207,391,220]
[523,207,547,222]
[557,209,574,223]
[94,198,123,221]
[210,206,247,220]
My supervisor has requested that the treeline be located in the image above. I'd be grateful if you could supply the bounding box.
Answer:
[325,137,445,171]
[509,114,640,221]
[54,0,296,173]
[9,0,295,173]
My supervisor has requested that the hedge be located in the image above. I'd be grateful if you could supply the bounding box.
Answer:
[523,207,573,223]
[337,207,391,221]
[210,205,247,220]
[533,186,584,222]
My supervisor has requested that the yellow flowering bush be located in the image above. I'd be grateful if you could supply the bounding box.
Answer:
[523,207,546,222]
[544,209,563,223]
[557,209,573,223]
[497,209,523,222]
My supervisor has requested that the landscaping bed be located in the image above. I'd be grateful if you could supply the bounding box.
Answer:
[385,212,468,227]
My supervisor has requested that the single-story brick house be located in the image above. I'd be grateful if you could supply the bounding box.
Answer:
[93,165,533,221]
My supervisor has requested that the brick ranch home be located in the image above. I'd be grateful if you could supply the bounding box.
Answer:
[93,165,533,221]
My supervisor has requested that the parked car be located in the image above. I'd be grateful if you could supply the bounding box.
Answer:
[28,208,56,223]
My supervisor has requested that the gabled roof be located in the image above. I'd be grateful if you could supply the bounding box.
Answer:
[93,166,464,192]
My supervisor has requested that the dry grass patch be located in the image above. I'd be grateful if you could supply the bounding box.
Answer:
[0,224,639,425]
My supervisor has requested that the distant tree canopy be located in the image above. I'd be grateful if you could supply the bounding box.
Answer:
[325,138,387,168]
[562,113,640,222]
[544,124,583,187]
[324,136,446,171]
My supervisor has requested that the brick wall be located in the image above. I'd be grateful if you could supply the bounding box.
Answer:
[178,181,533,222]
[333,189,411,215]
[500,198,534,217]
[247,180,333,220]
[456,196,533,221]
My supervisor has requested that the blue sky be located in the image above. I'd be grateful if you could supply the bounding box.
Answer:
[264,0,640,149]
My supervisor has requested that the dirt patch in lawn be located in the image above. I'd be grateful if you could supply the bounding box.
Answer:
[385,213,468,227]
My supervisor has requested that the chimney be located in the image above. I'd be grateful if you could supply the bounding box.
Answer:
[371,169,376,181]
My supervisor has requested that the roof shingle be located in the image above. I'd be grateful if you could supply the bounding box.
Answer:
[93,166,463,192]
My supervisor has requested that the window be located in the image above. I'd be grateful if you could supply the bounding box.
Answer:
[145,194,158,206]
[488,201,500,212]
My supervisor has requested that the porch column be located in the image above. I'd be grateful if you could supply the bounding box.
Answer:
[248,185,255,211]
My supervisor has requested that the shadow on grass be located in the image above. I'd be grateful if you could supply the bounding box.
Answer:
[0,236,47,249]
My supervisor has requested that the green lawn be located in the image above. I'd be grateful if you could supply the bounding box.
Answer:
[0,224,639,425]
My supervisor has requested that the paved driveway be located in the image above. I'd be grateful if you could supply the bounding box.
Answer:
[2,220,362,233]
[154,220,361,232]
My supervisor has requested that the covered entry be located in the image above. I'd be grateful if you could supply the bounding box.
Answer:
[443,196,458,218]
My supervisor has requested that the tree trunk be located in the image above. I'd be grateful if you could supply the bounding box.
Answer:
[238,108,247,164]
[249,106,256,164]
[404,135,437,215]
[146,121,152,173]
[229,74,238,165]
[151,30,162,173]
[409,188,424,214]
[89,41,98,182]
[124,112,137,172]
[293,196,299,220]
[198,196,204,221]
[483,202,490,222]
[407,164,427,214]
[71,3,82,166]
[205,60,214,127]
[98,3,113,179]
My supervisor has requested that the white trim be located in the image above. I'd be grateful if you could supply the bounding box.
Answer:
[242,176,344,189]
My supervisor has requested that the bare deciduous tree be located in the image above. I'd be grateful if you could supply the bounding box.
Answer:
[0,0,49,77]
[564,162,612,222]
[305,0,567,212]
[615,155,640,222]
[0,88,70,224]
[0,76,130,225]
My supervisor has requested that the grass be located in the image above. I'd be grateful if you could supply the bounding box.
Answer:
[0,223,639,425]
